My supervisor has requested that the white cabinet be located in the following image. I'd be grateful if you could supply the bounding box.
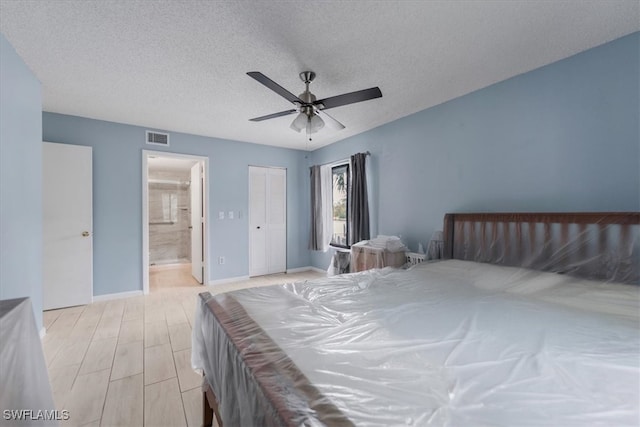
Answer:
[249,166,286,276]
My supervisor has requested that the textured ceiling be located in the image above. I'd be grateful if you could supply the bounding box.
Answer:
[1,1,638,151]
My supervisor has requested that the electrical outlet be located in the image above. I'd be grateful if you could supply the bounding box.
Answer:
[218,256,225,265]
[228,211,234,220]
[218,211,224,220]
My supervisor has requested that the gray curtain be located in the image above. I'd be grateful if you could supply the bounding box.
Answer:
[308,165,323,250]
[349,152,370,244]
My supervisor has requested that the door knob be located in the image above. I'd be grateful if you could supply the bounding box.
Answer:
[82,231,90,237]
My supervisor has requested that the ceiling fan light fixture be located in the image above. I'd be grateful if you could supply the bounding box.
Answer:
[304,112,325,142]
[290,112,307,133]
[309,113,324,133]
[291,109,324,135]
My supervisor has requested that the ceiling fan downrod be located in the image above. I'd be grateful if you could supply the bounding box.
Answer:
[298,71,317,106]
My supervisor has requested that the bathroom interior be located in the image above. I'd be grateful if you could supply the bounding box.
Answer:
[148,156,201,291]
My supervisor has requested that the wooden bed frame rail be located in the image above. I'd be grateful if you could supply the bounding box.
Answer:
[203,380,222,427]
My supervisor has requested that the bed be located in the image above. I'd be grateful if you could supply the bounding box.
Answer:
[192,212,640,426]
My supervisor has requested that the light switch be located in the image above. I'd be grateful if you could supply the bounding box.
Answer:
[218,211,225,220]
[228,211,234,219]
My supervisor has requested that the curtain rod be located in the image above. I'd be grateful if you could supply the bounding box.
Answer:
[313,151,370,168]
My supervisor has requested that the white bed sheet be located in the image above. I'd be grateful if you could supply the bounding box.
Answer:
[194,260,640,426]
[0,298,57,426]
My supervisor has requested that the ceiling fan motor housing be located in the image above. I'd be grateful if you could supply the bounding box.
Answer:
[299,71,316,84]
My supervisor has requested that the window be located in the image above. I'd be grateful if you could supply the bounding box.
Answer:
[331,163,350,247]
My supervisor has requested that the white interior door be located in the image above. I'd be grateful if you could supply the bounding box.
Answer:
[249,166,286,277]
[43,142,93,310]
[190,162,203,283]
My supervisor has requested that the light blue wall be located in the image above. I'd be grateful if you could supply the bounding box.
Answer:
[43,114,310,296]
[0,34,43,329]
[309,32,640,269]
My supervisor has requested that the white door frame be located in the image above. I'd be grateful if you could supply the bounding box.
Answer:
[142,150,210,294]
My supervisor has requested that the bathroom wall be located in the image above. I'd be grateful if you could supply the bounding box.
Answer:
[148,167,191,264]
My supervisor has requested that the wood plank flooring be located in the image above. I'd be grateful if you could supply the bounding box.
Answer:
[149,263,200,292]
[42,270,324,427]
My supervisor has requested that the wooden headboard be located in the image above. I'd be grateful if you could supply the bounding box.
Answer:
[443,212,640,284]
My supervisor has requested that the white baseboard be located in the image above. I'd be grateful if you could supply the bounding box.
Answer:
[92,290,143,302]
[286,266,326,274]
[208,275,250,286]
[285,266,310,274]
[40,327,46,339]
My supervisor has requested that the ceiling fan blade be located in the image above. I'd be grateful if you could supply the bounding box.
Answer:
[247,72,303,104]
[314,87,382,110]
[249,109,298,122]
[316,110,345,130]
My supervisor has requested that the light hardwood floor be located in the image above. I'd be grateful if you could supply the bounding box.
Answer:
[149,263,201,292]
[42,270,325,427]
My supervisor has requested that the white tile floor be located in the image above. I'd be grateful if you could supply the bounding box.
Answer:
[42,270,325,427]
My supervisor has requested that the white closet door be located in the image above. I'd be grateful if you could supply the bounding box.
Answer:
[267,168,287,273]
[249,166,286,276]
[249,167,268,276]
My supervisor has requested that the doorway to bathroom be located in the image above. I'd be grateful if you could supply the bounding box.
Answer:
[142,151,209,293]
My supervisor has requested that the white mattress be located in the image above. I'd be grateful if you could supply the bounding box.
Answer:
[193,260,640,426]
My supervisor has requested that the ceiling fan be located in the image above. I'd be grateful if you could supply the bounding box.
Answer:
[247,71,382,141]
